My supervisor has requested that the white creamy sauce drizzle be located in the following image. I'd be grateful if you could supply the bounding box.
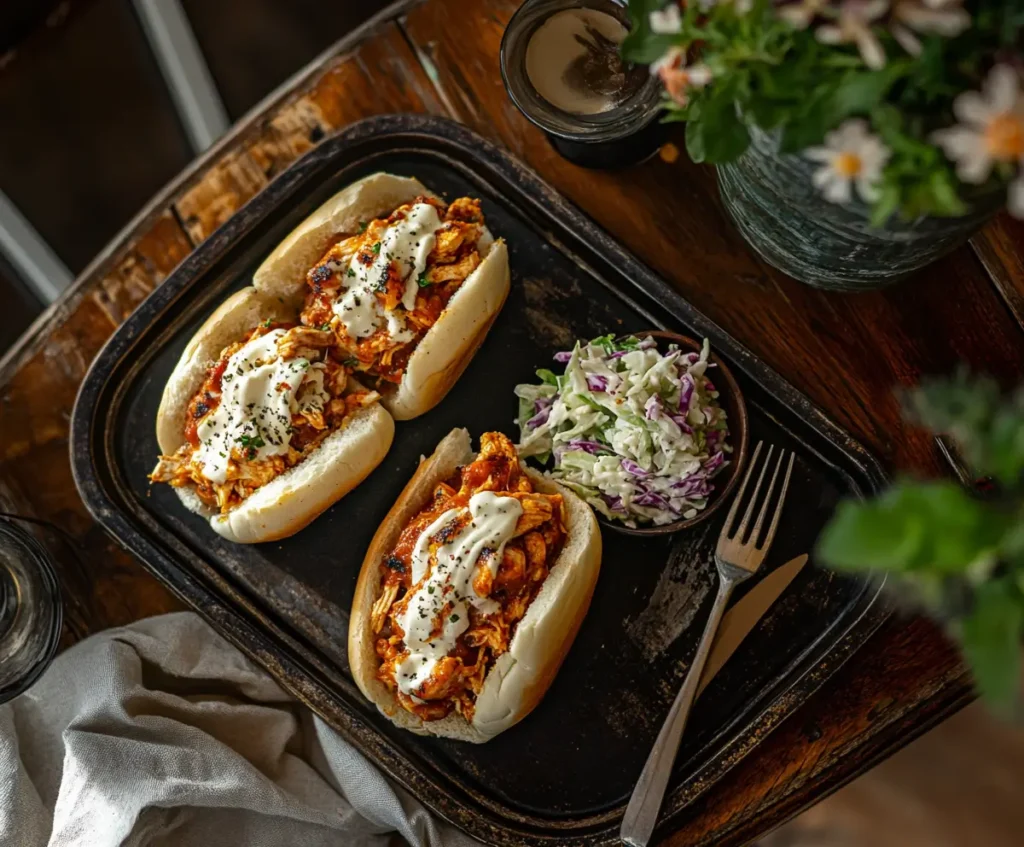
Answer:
[193,329,329,484]
[331,203,445,343]
[394,491,523,697]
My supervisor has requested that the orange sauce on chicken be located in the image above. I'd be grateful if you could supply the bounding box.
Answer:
[372,433,566,722]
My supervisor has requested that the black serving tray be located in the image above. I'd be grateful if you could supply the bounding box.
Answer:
[72,115,888,846]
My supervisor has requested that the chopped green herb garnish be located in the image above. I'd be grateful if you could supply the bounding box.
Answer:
[262,318,273,328]
[417,273,430,287]
[236,434,266,450]
[346,267,356,278]
[358,220,368,233]
[319,322,332,332]
[371,242,381,255]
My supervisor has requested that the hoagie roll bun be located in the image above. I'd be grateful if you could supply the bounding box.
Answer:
[253,173,510,420]
[349,428,601,742]
[151,286,394,543]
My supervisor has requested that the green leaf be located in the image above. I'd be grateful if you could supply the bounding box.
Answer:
[870,181,901,227]
[622,32,681,65]
[960,581,1023,712]
[745,94,787,131]
[661,107,691,124]
[817,495,925,572]
[686,116,707,164]
[987,408,1024,487]
[817,481,1013,575]
[779,87,835,153]
[698,87,750,164]
[870,103,903,138]
[927,169,968,217]
[829,63,909,124]
[1001,521,1024,561]
[620,0,680,65]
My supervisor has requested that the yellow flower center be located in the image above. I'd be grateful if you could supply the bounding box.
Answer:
[834,152,863,178]
[985,113,1024,161]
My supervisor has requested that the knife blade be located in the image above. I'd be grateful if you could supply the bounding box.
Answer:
[695,554,809,697]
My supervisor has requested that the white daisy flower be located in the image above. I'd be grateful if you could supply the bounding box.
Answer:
[778,0,833,30]
[804,119,892,204]
[816,0,890,70]
[649,3,683,34]
[651,47,713,108]
[932,64,1024,185]
[891,0,970,56]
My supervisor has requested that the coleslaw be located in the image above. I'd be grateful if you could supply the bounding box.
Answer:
[514,334,730,527]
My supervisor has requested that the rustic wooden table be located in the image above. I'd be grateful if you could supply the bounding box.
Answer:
[3,1,1023,843]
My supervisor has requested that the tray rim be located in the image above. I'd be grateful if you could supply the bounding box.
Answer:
[71,113,891,846]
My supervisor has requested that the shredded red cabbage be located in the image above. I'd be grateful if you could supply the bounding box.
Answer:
[704,451,725,472]
[621,458,651,477]
[526,400,552,429]
[634,489,679,513]
[565,440,610,455]
[678,373,695,411]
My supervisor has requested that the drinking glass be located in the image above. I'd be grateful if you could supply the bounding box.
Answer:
[0,517,62,703]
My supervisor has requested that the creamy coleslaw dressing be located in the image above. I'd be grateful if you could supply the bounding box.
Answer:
[194,329,329,484]
[331,203,445,343]
[394,491,523,697]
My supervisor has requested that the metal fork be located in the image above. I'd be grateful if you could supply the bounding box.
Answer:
[620,442,795,847]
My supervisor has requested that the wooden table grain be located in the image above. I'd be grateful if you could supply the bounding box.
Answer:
[2,1,1022,843]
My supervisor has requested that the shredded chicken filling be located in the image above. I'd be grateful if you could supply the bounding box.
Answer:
[373,432,566,722]
[150,323,376,512]
[299,195,486,386]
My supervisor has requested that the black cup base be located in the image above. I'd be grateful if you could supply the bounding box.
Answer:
[545,116,668,169]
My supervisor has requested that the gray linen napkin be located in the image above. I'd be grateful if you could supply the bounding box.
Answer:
[0,612,481,847]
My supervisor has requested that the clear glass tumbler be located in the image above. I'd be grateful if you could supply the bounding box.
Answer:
[0,517,62,703]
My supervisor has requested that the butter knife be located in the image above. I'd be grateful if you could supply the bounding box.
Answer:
[696,553,809,697]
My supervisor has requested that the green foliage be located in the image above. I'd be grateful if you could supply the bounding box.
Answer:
[818,373,1024,713]
[624,0,1022,223]
[961,582,1023,707]
[907,371,1024,486]
[819,481,1013,575]
[686,81,751,163]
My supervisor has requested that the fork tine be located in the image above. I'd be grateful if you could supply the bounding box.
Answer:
[758,452,795,551]
[734,444,773,544]
[720,441,762,540]
[748,449,785,548]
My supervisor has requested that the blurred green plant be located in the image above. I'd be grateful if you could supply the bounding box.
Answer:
[817,371,1024,712]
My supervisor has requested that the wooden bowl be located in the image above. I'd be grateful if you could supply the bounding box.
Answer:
[598,330,750,537]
